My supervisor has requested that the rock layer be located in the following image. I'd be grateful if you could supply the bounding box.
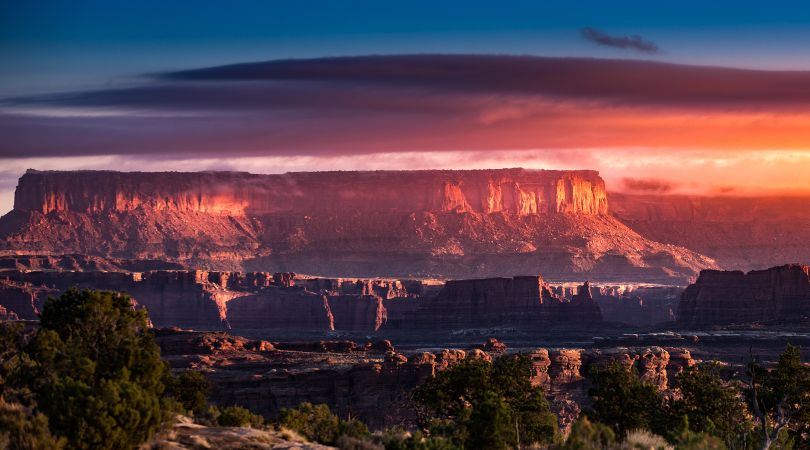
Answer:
[0,169,716,282]
[611,193,810,271]
[677,264,810,326]
[1,270,605,331]
[392,277,602,329]
[13,169,609,216]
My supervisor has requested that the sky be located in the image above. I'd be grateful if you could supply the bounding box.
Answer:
[3,1,810,213]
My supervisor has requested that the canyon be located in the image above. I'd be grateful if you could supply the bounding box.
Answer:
[155,329,697,431]
[0,169,715,283]
[0,256,690,332]
[0,268,617,331]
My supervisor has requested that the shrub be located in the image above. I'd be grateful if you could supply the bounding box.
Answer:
[669,363,749,445]
[277,402,341,443]
[217,405,265,428]
[415,354,559,449]
[26,289,169,449]
[587,362,666,438]
[621,430,670,450]
[0,397,66,450]
[277,402,373,445]
[379,429,460,450]
[166,369,210,415]
[560,417,616,450]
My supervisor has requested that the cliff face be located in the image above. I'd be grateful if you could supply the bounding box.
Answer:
[391,277,603,329]
[14,169,608,216]
[611,193,810,271]
[1,169,717,282]
[0,271,603,332]
[677,264,810,326]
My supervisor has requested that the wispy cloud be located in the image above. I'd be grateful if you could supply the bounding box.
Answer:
[580,28,660,53]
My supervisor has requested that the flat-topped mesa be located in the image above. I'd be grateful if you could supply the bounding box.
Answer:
[677,264,810,326]
[14,168,608,216]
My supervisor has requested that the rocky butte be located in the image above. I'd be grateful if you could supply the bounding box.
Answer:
[0,169,714,283]
[677,264,810,326]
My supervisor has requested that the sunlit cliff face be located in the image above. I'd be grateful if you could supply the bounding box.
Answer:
[13,169,608,217]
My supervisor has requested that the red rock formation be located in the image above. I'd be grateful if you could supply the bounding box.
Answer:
[0,254,184,272]
[221,288,333,331]
[13,169,608,216]
[0,278,58,320]
[0,169,716,282]
[0,305,19,321]
[578,284,681,326]
[154,329,698,431]
[1,270,606,331]
[677,264,810,326]
[481,337,508,353]
[326,295,387,331]
[395,276,602,329]
[611,192,810,271]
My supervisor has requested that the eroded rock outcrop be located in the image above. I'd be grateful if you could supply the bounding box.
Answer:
[393,276,602,329]
[13,169,609,216]
[677,264,810,326]
[0,169,716,282]
[155,330,696,431]
[0,269,621,332]
[0,278,58,320]
[0,305,19,321]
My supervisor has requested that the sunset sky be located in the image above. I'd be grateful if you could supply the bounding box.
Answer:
[3,1,810,213]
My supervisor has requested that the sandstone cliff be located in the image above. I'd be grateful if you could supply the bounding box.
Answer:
[677,264,810,326]
[13,168,608,216]
[1,270,608,332]
[0,169,715,282]
[611,193,810,271]
[388,276,602,329]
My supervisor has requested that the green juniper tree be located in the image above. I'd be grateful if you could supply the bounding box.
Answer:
[586,362,666,438]
[415,354,559,449]
[746,344,810,450]
[21,289,170,449]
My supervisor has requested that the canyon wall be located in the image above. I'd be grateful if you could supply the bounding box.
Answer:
[611,193,810,271]
[1,268,699,330]
[0,270,605,332]
[0,169,717,283]
[390,277,602,329]
[677,264,810,326]
[14,168,608,216]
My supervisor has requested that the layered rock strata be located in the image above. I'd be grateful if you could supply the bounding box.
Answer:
[677,264,810,326]
[0,169,715,282]
[611,193,810,271]
[0,270,402,331]
[387,277,602,329]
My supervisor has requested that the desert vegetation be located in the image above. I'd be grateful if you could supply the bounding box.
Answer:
[1,289,809,449]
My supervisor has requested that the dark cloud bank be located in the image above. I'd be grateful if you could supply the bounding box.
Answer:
[4,54,810,158]
[580,28,660,53]
[8,54,810,111]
